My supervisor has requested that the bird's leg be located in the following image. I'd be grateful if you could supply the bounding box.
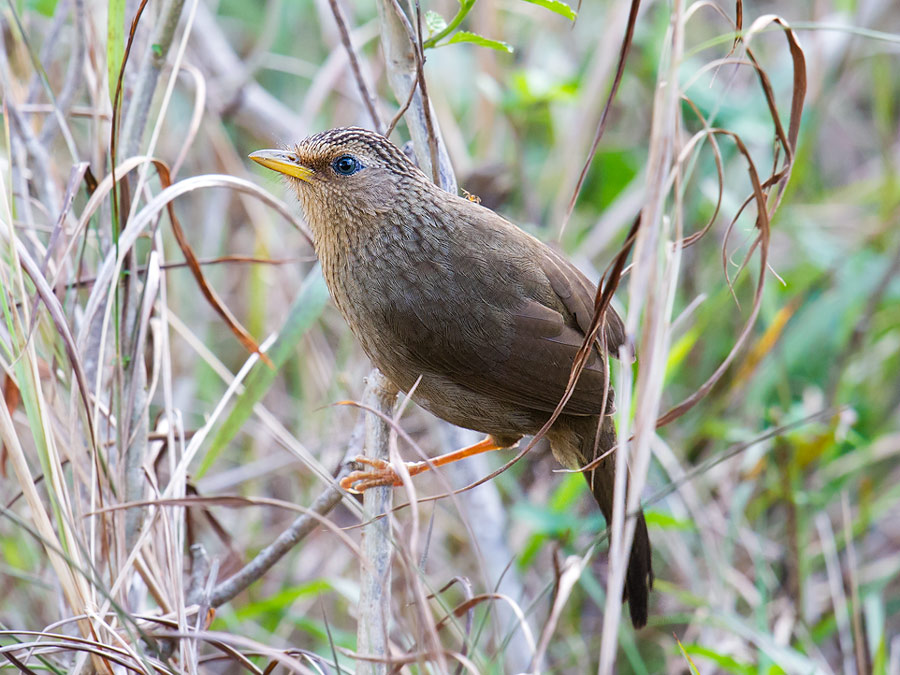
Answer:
[340,436,514,493]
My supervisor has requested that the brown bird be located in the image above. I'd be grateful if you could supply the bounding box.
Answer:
[250,127,653,628]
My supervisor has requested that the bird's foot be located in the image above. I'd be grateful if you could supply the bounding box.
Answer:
[340,456,427,493]
[339,436,511,493]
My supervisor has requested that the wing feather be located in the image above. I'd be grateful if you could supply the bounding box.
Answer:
[382,201,625,417]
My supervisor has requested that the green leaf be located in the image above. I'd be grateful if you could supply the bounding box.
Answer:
[682,644,753,675]
[520,0,576,21]
[107,0,125,103]
[28,0,58,17]
[425,10,447,37]
[666,325,700,378]
[873,634,887,675]
[234,580,335,621]
[548,472,586,510]
[644,510,697,531]
[196,268,330,477]
[446,30,513,53]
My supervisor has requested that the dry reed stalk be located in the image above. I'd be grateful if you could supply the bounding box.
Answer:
[356,369,398,675]
[598,1,686,671]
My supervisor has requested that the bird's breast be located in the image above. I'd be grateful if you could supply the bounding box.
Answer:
[317,225,431,359]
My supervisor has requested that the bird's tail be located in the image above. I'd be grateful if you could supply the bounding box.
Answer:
[550,415,653,628]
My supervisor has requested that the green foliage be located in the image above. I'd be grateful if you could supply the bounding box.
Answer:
[425,0,575,51]
[106,0,125,101]
[643,510,695,532]
[3,0,899,672]
[26,0,57,16]
[425,10,447,37]
[519,0,576,21]
[446,30,513,53]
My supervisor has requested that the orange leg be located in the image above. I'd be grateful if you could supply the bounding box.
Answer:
[340,436,514,493]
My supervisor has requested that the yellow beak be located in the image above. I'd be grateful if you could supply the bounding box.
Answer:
[249,149,315,182]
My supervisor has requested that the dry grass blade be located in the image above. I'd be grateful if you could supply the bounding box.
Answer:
[76,168,311,381]
[108,0,151,234]
[654,15,807,429]
[530,552,589,671]
[169,63,207,178]
[655,128,771,428]
[90,493,361,534]
[154,162,272,366]
[14,238,96,450]
[560,0,642,237]
[3,0,892,671]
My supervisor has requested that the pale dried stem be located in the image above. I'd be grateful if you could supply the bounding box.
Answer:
[347,6,457,673]
[356,369,399,675]
[375,0,456,193]
[816,512,855,675]
[0,25,60,213]
[529,553,589,671]
[36,0,84,151]
[100,0,191,581]
[599,0,685,671]
[120,0,188,158]
[842,493,868,675]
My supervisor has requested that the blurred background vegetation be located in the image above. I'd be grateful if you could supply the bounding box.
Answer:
[1,0,898,673]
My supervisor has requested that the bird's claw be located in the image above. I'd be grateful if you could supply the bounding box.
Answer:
[340,455,404,493]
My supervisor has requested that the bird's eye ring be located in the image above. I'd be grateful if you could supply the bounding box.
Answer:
[332,154,362,176]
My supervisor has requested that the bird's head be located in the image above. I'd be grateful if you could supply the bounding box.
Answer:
[250,127,427,238]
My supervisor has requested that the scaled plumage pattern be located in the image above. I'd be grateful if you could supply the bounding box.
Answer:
[251,127,653,627]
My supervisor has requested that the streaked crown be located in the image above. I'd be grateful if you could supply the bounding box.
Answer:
[293,127,421,178]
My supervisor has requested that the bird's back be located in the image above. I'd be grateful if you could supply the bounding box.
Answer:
[330,191,618,436]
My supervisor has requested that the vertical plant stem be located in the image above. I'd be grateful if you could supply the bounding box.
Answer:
[599,0,684,671]
[356,369,398,675]
[119,0,188,158]
[115,0,191,566]
[357,3,462,669]
[375,0,456,193]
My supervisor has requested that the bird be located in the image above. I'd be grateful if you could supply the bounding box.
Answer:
[250,127,653,628]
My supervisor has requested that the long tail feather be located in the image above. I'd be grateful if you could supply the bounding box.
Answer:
[551,415,653,628]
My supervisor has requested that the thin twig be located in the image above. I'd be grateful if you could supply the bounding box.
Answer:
[375,0,456,192]
[559,0,641,239]
[327,0,383,133]
[412,0,440,185]
[203,375,374,608]
[120,0,188,158]
[208,468,352,608]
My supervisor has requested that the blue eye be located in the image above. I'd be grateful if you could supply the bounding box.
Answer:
[332,154,362,176]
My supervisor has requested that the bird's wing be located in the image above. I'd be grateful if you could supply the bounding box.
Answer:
[537,244,628,359]
[471,296,618,416]
[392,206,626,417]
